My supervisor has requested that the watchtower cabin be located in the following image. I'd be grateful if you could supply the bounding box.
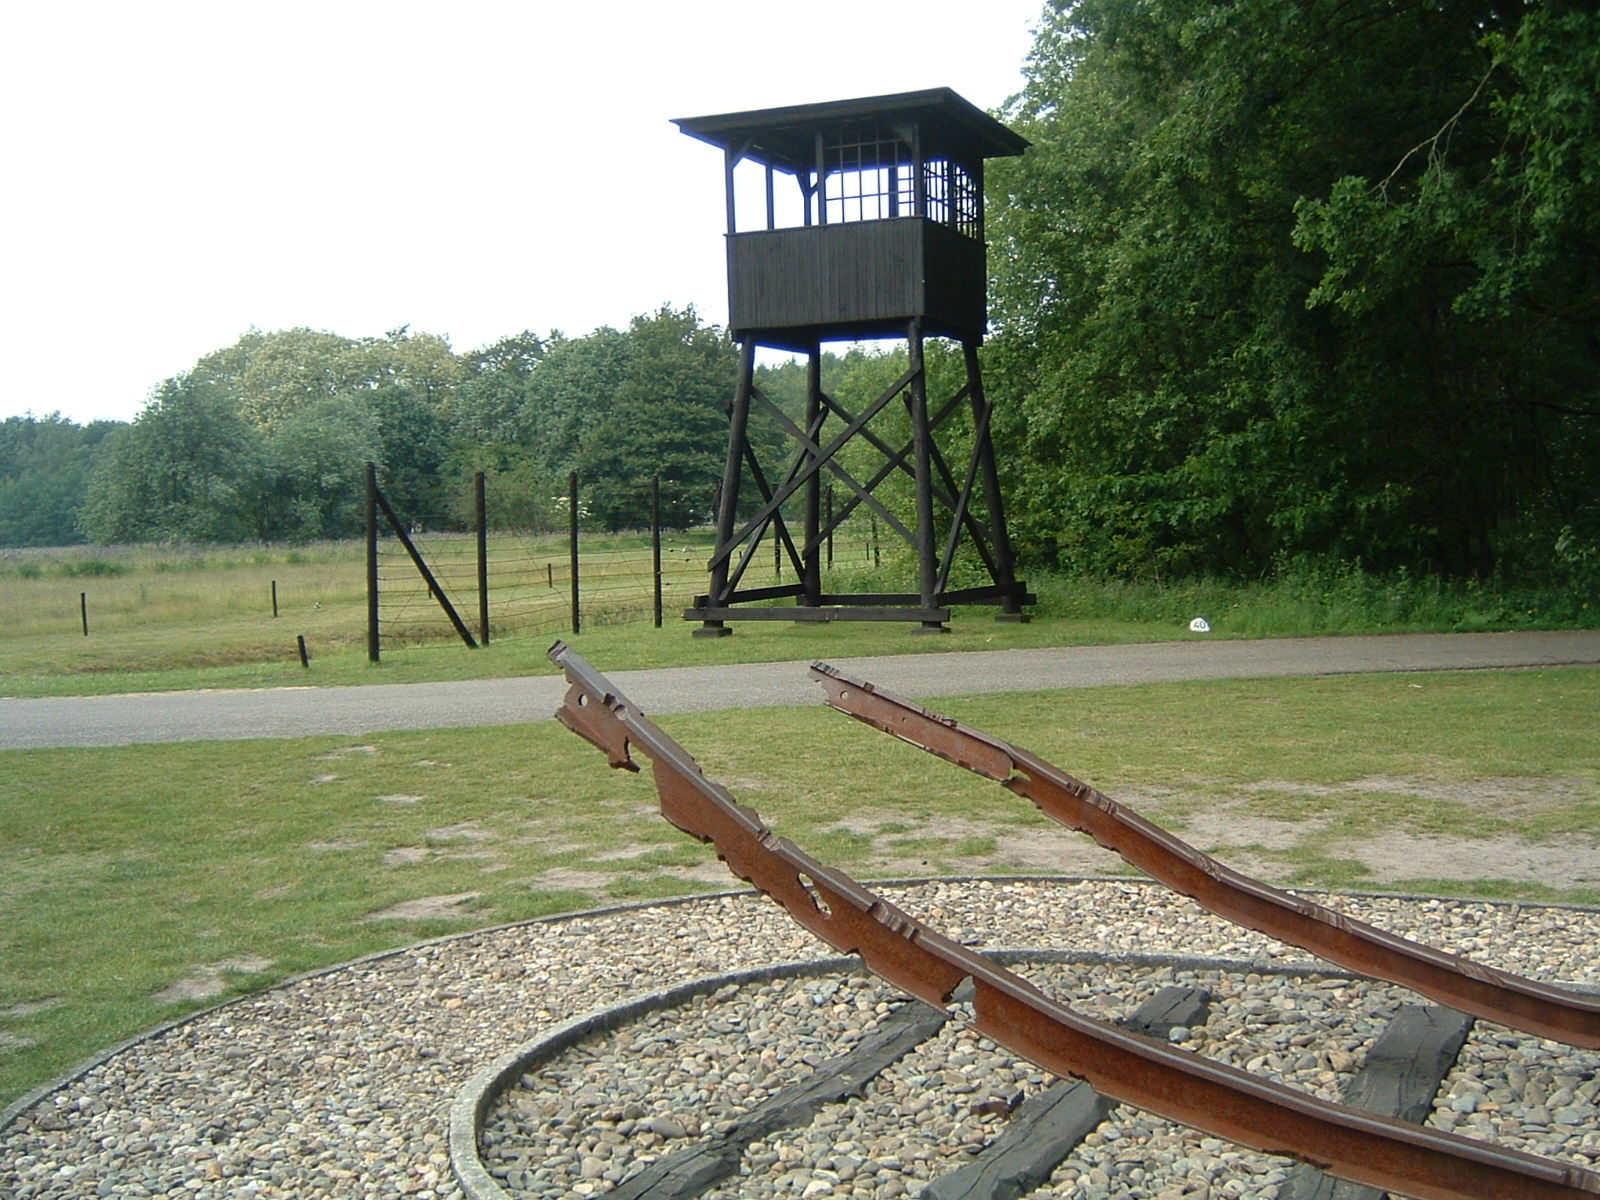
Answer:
[674,88,1034,634]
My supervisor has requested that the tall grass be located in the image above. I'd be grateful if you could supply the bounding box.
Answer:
[0,542,359,639]
[1,539,1593,696]
[1030,559,1598,635]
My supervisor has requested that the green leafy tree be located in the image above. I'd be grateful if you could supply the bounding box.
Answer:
[445,444,566,531]
[0,415,120,547]
[126,326,466,541]
[1293,3,1600,575]
[254,396,380,540]
[365,326,463,408]
[573,307,737,530]
[370,384,447,522]
[517,325,636,478]
[446,331,546,449]
[986,0,1599,579]
[81,378,266,543]
[191,326,464,431]
[193,328,377,429]
[441,332,552,527]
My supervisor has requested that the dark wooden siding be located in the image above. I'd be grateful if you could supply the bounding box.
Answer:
[727,218,986,345]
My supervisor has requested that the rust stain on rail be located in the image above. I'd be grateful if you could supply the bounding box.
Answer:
[549,642,1600,1200]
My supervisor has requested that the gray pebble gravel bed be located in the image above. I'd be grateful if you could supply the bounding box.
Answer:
[4,878,1600,1200]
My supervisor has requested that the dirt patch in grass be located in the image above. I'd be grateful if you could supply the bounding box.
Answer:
[362,892,481,922]
[153,956,275,1004]
[590,842,666,861]
[1145,785,1600,887]
[1349,833,1600,886]
[680,860,743,885]
[1243,774,1592,813]
[508,833,588,854]
[1178,810,1327,850]
[312,745,379,761]
[983,830,1124,874]
[384,845,502,868]
[2,997,62,1019]
[527,868,620,892]
[808,774,1599,890]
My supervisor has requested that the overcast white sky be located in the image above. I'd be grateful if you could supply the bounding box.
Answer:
[0,0,1044,426]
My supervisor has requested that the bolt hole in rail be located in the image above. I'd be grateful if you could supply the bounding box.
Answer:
[547,642,1600,1200]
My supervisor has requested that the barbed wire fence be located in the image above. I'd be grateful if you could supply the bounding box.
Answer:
[367,468,876,657]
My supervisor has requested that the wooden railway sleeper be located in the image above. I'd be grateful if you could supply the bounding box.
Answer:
[809,663,1600,1050]
[547,643,1600,1200]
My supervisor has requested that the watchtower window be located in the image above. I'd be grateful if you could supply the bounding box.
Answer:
[820,126,913,224]
[816,124,982,239]
[922,157,980,239]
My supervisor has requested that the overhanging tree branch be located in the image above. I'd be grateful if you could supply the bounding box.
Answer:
[1377,66,1496,199]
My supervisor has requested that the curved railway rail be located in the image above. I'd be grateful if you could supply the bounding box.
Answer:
[809,663,1600,1050]
[548,643,1600,1200]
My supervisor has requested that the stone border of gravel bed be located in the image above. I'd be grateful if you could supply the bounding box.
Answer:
[7,874,1600,1192]
[7,874,1600,1140]
[0,886,755,1136]
[449,949,1372,1200]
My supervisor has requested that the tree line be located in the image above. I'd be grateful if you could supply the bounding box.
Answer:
[5,0,1595,591]
[2,307,751,547]
[983,0,1598,583]
[1,310,925,551]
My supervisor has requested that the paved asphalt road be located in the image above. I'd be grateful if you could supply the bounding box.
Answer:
[2,630,1597,750]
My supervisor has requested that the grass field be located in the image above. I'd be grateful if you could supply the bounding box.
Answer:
[0,532,723,688]
[2,535,1593,698]
[2,666,1598,1108]
[0,536,1163,698]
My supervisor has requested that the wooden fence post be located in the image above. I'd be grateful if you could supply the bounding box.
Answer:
[652,475,663,629]
[475,471,489,645]
[826,485,834,570]
[569,471,580,636]
[366,462,380,662]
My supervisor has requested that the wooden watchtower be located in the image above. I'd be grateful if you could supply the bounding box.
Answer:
[674,88,1033,634]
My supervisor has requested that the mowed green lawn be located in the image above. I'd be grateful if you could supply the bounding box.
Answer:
[3,666,1597,1109]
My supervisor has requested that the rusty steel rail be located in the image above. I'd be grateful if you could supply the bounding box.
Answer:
[810,663,1600,1050]
[547,643,1600,1200]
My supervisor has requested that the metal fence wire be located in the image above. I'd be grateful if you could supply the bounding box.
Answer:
[374,529,714,647]
[369,470,882,654]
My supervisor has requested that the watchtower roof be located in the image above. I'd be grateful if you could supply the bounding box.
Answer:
[673,88,1029,174]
